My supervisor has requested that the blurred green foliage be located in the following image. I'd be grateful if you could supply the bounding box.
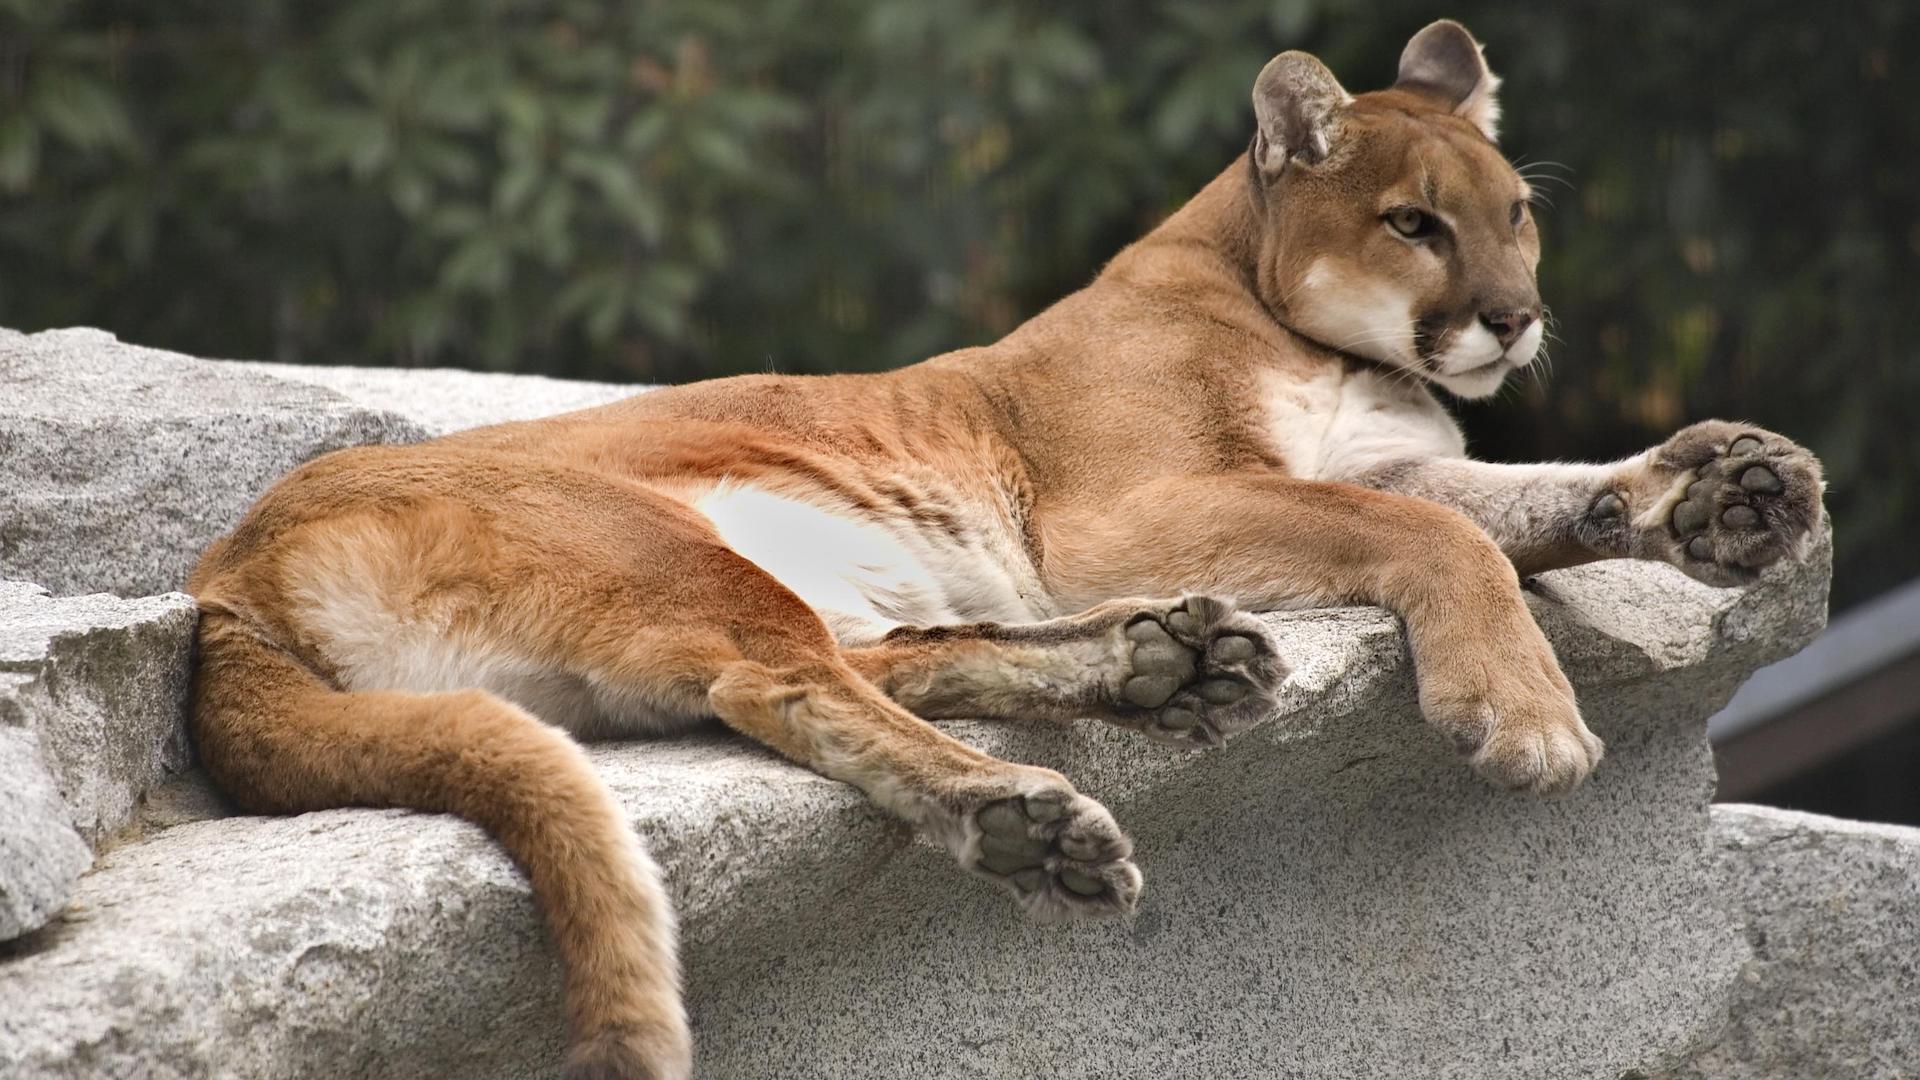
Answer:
[1,0,1914,608]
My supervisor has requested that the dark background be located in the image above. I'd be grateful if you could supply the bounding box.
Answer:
[4,2,1916,815]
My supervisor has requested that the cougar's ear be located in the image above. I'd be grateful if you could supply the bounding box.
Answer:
[1251,52,1351,176]
[1396,19,1501,140]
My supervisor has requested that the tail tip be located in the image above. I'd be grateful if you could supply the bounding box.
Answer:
[564,1026,693,1080]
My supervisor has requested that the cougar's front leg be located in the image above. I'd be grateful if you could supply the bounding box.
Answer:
[1043,476,1603,793]
[843,596,1290,749]
[1348,458,1629,576]
[1351,421,1824,584]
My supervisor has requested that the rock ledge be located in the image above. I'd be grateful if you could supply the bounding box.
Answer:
[0,326,1889,1080]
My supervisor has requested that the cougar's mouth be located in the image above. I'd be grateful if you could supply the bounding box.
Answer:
[1451,356,1508,377]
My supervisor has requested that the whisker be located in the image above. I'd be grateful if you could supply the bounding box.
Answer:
[1516,162,1576,192]
[1331,328,1414,350]
[1333,333,1411,349]
[1519,176,1575,192]
[1328,326,1420,345]
[1534,344,1556,385]
[1514,158,1575,176]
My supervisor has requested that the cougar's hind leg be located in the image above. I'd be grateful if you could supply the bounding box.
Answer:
[192,615,690,1080]
[444,481,1146,919]
[703,650,1143,917]
[842,596,1290,748]
[234,475,1147,1077]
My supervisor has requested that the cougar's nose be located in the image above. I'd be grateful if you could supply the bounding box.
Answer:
[1479,309,1537,349]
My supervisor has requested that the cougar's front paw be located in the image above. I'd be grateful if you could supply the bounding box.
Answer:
[954,773,1142,919]
[1421,641,1603,796]
[1109,595,1288,748]
[1605,421,1824,587]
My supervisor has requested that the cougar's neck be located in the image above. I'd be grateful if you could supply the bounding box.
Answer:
[1100,160,1274,328]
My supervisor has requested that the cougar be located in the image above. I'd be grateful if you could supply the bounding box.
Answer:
[187,20,1824,1079]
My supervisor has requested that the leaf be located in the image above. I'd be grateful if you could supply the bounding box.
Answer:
[30,67,134,152]
[685,215,727,265]
[440,232,511,294]
[622,110,671,156]
[0,113,41,190]
[69,183,132,257]
[424,201,486,237]
[686,127,753,177]
[561,149,664,241]
[390,168,432,218]
[494,155,543,215]
[499,87,546,137]
[304,108,392,176]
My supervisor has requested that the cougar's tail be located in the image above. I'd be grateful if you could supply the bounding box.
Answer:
[192,607,691,1080]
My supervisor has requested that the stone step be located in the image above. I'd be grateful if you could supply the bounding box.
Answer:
[1,582,197,938]
[1666,804,1920,1080]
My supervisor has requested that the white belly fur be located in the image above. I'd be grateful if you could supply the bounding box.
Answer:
[693,482,1042,643]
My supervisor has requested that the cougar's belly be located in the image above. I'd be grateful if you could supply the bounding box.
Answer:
[692,480,1048,644]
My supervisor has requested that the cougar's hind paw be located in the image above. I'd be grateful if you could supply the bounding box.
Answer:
[960,783,1141,919]
[1112,595,1288,748]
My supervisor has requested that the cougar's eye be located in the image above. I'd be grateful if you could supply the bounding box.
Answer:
[1385,207,1434,238]
[1510,200,1527,227]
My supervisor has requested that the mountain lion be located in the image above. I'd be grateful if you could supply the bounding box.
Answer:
[187,20,1824,1080]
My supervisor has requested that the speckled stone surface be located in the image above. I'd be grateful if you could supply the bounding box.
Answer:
[1666,805,1920,1080]
[0,329,636,598]
[0,581,198,941]
[0,581,199,848]
[0,727,91,941]
[232,359,640,436]
[0,327,1841,1077]
[1,328,422,597]
[0,541,1830,1078]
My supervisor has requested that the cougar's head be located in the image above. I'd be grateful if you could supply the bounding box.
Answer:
[1248,20,1541,399]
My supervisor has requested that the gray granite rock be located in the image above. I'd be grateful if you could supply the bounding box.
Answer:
[0,326,1844,1077]
[0,328,638,599]
[0,728,92,941]
[1668,804,1920,1080]
[0,580,198,941]
[233,360,640,437]
[0,581,200,847]
[0,537,1831,1079]
[0,328,422,597]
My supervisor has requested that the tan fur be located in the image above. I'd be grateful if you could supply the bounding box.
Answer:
[187,21,1823,1078]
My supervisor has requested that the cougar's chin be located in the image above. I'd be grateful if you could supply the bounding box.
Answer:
[1429,358,1513,399]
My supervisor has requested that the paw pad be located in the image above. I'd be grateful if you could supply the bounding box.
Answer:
[1673,499,1711,535]
[1739,465,1782,494]
[1669,433,1775,546]
[1210,636,1257,663]
[1112,599,1286,748]
[1642,421,1823,586]
[967,792,1140,916]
